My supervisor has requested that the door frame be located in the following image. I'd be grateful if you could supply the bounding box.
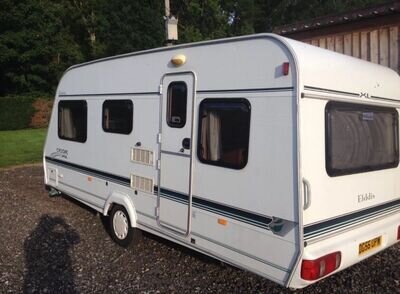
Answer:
[156,71,197,237]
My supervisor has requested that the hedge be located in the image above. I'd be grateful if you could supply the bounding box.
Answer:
[0,96,36,130]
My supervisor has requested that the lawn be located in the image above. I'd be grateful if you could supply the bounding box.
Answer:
[0,128,47,168]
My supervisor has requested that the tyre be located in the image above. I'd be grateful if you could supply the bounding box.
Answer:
[109,205,139,247]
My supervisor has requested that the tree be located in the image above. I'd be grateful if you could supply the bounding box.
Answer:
[171,0,229,43]
[0,0,84,95]
[97,0,164,57]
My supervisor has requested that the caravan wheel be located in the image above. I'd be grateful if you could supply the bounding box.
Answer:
[109,205,137,247]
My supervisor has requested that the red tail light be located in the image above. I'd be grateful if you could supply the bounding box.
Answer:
[397,225,400,240]
[301,252,341,281]
[282,62,290,75]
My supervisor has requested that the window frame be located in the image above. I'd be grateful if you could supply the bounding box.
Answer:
[325,101,399,177]
[197,98,251,170]
[166,81,188,128]
[102,99,133,135]
[58,100,87,143]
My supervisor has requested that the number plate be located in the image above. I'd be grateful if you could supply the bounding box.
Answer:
[358,236,382,255]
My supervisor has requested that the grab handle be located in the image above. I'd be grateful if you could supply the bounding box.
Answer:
[302,178,311,210]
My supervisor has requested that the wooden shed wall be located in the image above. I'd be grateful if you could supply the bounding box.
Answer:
[302,25,399,73]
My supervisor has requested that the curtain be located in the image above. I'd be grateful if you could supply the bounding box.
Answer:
[60,108,76,139]
[208,111,221,161]
[201,110,222,161]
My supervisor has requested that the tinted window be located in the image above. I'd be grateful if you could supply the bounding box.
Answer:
[198,99,251,169]
[167,82,187,128]
[102,100,133,134]
[326,101,399,176]
[58,100,87,143]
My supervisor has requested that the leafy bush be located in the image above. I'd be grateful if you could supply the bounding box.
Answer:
[0,96,36,130]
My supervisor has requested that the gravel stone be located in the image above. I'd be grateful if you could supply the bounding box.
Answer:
[0,165,399,293]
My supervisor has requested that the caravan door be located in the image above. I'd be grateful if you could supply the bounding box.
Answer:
[157,72,196,235]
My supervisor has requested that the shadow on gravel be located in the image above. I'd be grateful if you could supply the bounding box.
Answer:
[23,215,80,294]
[141,231,223,266]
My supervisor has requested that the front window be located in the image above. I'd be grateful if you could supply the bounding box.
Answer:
[58,100,87,143]
[325,101,399,176]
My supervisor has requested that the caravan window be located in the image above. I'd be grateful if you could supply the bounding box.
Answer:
[198,99,251,169]
[58,100,87,143]
[326,102,399,176]
[167,82,187,128]
[102,100,133,134]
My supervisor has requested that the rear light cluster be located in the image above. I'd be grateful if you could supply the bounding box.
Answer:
[301,252,341,281]
[397,225,400,240]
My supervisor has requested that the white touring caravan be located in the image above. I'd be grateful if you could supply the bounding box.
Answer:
[43,33,400,288]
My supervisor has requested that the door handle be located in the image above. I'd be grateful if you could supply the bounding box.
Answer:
[302,178,311,210]
[182,138,191,150]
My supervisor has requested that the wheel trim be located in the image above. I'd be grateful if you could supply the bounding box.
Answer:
[113,210,129,240]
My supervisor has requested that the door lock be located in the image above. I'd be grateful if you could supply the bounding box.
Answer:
[182,138,191,150]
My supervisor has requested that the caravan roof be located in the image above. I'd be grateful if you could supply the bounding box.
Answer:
[58,33,400,101]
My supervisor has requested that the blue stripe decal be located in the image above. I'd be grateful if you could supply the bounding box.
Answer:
[46,157,400,238]
[45,157,272,230]
[155,186,273,230]
[45,157,130,186]
[304,199,400,239]
[304,85,359,97]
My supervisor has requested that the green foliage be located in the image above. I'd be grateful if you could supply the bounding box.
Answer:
[0,0,164,97]
[97,0,164,56]
[0,96,35,130]
[0,0,85,96]
[172,0,229,43]
[0,128,47,167]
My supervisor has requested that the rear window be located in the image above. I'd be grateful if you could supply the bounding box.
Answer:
[325,101,399,176]
[198,98,251,169]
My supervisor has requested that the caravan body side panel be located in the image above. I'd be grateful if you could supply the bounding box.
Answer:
[44,36,302,287]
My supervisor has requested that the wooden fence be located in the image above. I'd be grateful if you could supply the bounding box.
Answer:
[303,25,399,73]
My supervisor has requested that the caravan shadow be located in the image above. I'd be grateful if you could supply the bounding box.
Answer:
[23,215,80,293]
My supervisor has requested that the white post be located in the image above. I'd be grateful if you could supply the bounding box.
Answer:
[164,0,178,46]
[165,0,170,17]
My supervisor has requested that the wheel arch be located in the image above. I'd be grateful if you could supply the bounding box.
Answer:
[103,191,137,227]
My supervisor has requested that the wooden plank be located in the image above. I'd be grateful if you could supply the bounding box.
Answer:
[370,30,379,64]
[311,39,319,47]
[327,36,335,51]
[389,26,399,72]
[344,34,352,56]
[319,38,326,49]
[361,31,369,60]
[335,35,344,53]
[379,28,389,66]
[352,32,360,58]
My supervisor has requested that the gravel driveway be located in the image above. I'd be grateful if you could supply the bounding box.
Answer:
[0,165,399,293]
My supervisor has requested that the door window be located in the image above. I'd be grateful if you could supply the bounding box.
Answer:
[167,82,187,128]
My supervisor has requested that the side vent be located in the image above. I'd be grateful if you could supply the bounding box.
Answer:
[131,148,154,166]
[130,174,154,194]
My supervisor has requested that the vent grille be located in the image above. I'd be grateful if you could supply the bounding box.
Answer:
[130,174,154,193]
[131,148,154,166]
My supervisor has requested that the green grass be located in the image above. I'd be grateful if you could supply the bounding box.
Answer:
[0,128,47,168]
